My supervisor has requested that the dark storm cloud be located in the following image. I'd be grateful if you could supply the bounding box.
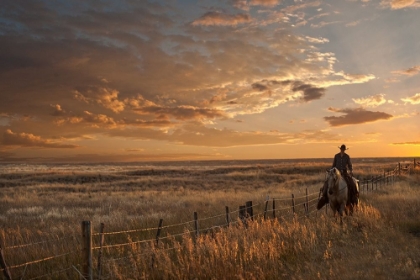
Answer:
[324,107,393,127]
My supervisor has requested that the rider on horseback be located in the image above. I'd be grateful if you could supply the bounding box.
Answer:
[317,144,359,210]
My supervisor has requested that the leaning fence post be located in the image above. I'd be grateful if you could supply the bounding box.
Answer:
[246,201,254,221]
[225,206,230,226]
[97,223,105,280]
[194,212,199,237]
[156,219,163,246]
[0,245,12,280]
[82,221,93,280]
[291,194,295,215]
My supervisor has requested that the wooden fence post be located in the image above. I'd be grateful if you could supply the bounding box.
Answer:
[371,177,374,192]
[194,212,199,237]
[156,219,163,246]
[272,199,276,219]
[239,205,247,224]
[384,171,386,187]
[97,223,105,280]
[225,206,230,226]
[263,197,269,220]
[0,245,12,280]
[246,201,253,221]
[82,221,93,280]
[305,188,309,217]
[291,194,295,215]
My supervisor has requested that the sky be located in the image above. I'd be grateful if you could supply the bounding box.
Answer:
[0,0,420,163]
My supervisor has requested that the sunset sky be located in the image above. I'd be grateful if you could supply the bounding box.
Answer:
[1,0,420,162]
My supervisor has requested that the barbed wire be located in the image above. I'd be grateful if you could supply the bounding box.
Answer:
[193,211,227,222]
[4,235,78,250]
[8,250,79,269]
[92,226,161,236]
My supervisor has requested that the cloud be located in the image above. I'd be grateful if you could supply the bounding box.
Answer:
[250,0,280,6]
[166,124,342,147]
[232,0,249,10]
[192,11,251,26]
[291,82,326,102]
[391,65,420,76]
[324,107,393,127]
[381,0,420,9]
[133,105,228,121]
[1,129,79,148]
[50,104,66,116]
[392,141,420,145]
[352,94,388,107]
[305,36,330,44]
[310,21,342,28]
[56,111,176,128]
[0,0,384,156]
[252,83,269,91]
[74,87,125,113]
[401,93,420,105]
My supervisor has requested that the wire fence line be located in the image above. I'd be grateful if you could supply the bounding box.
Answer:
[0,161,415,280]
[4,234,79,250]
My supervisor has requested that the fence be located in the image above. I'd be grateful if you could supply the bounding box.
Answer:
[0,161,417,280]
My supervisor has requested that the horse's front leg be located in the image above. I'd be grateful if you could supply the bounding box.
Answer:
[338,204,345,225]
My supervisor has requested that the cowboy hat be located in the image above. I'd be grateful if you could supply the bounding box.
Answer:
[339,144,348,150]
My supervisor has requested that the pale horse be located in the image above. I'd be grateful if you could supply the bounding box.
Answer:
[326,167,359,223]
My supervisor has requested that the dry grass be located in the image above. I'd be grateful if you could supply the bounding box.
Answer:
[0,158,419,279]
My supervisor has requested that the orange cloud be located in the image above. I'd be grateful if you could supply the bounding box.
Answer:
[250,0,280,6]
[56,111,175,128]
[382,0,420,9]
[391,65,420,76]
[192,12,251,26]
[1,129,78,148]
[74,87,125,113]
[392,141,420,145]
[324,107,393,127]
[133,105,228,121]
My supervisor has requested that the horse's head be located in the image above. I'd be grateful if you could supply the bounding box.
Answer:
[326,167,341,195]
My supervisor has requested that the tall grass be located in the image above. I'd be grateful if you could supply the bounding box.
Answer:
[0,159,418,279]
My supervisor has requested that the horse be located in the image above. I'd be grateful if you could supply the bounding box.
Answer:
[326,167,349,224]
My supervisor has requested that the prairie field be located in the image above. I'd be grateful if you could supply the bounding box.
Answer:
[0,157,419,279]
